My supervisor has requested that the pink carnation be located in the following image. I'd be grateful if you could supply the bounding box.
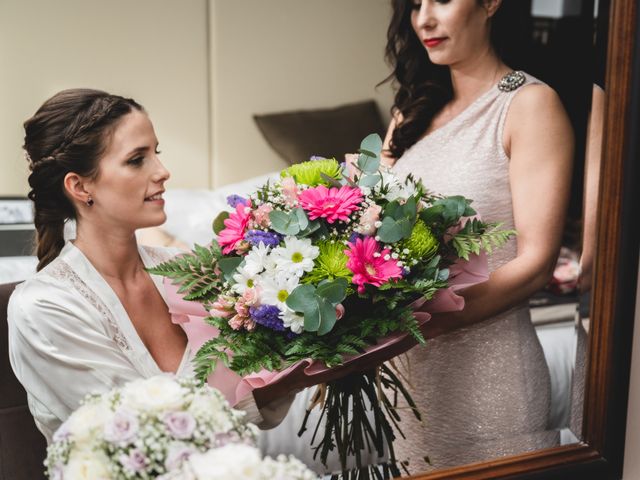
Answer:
[252,204,273,228]
[281,176,300,207]
[344,237,403,294]
[298,185,363,224]
[218,201,252,254]
[356,204,382,236]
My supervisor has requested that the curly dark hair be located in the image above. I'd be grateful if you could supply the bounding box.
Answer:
[23,89,143,271]
[384,0,530,159]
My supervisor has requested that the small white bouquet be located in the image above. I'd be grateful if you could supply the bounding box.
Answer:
[45,375,309,479]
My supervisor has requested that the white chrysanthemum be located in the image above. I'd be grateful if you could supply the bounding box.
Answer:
[281,309,305,334]
[243,242,274,276]
[259,274,300,311]
[231,267,259,295]
[270,237,319,278]
[378,168,417,201]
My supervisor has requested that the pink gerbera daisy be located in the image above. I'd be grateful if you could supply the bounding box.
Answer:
[218,201,252,254]
[344,237,403,294]
[298,185,363,223]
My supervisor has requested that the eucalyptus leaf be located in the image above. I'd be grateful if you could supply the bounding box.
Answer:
[437,268,450,281]
[316,278,348,305]
[212,211,230,235]
[377,217,404,243]
[218,257,243,282]
[286,284,317,313]
[357,152,380,174]
[316,297,338,335]
[269,210,301,236]
[293,208,309,230]
[358,174,382,188]
[360,133,383,157]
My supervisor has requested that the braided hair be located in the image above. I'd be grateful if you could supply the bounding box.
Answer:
[23,89,143,271]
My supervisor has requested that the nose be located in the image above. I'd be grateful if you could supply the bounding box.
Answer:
[152,156,171,183]
[415,1,436,30]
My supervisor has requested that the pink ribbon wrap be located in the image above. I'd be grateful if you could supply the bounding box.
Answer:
[165,251,488,407]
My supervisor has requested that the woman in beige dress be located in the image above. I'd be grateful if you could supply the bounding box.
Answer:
[381,0,574,472]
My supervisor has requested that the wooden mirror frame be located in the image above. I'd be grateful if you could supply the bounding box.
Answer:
[407,1,640,479]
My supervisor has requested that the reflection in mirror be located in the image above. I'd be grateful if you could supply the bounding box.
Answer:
[386,0,608,475]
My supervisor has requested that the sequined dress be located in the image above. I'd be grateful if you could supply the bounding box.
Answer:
[391,72,558,473]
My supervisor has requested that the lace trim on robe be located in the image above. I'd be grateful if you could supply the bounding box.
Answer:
[48,260,132,351]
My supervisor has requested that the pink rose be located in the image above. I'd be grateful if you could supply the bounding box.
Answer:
[281,177,300,207]
[210,295,235,318]
[356,203,382,236]
[335,303,345,321]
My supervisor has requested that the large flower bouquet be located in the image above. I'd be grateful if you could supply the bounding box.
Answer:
[45,375,316,480]
[151,134,514,478]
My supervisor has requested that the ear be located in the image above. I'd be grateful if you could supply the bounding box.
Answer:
[63,172,93,207]
[484,0,502,18]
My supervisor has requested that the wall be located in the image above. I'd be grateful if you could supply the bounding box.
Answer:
[0,0,210,196]
[209,0,394,187]
[623,254,640,479]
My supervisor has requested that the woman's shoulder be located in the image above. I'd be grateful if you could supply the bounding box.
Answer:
[505,74,566,124]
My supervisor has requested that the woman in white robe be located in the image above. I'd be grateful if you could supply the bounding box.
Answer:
[8,89,288,444]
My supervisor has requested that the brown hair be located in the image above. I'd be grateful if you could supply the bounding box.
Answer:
[383,0,528,158]
[23,89,143,271]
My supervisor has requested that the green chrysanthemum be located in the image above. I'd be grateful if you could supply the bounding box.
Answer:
[302,239,352,284]
[404,220,439,260]
[281,158,342,186]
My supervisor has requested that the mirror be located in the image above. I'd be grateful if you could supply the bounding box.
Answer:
[1,0,637,479]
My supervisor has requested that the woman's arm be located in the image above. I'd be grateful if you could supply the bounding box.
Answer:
[421,84,575,338]
[579,85,605,292]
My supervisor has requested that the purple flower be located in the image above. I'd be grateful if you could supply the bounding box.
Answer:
[349,232,363,244]
[244,229,282,247]
[104,409,139,444]
[249,304,285,331]
[52,422,71,443]
[226,194,249,208]
[163,411,196,439]
[165,444,196,470]
[119,449,148,473]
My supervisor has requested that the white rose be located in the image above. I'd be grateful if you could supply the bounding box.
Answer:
[187,444,262,479]
[63,448,111,480]
[121,375,186,412]
[65,398,113,444]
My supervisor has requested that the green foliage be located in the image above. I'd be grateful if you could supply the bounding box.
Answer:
[146,242,223,302]
[212,211,229,235]
[451,221,517,260]
[269,208,309,236]
[357,134,382,174]
[377,197,418,243]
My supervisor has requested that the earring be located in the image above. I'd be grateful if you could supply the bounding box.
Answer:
[86,196,94,207]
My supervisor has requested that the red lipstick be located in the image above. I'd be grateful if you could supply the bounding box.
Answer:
[424,37,446,48]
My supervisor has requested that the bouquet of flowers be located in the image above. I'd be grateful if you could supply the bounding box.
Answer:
[151,134,514,478]
[44,375,312,480]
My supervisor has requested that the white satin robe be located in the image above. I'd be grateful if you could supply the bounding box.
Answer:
[7,241,262,443]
